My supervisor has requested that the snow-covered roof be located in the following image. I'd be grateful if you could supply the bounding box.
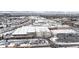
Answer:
[48,25,70,29]
[36,27,50,32]
[12,26,50,35]
[28,16,46,20]
[12,26,35,35]
[35,20,45,23]
[56,24,69,27]
[51,29,76,34]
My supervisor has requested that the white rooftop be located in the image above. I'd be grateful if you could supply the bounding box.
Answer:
[12,26,50,35]
[51,29,77,34]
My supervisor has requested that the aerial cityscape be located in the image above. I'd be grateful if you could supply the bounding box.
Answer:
[0,11,79,48]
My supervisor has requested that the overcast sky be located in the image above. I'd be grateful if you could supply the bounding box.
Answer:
[0,0,79,11]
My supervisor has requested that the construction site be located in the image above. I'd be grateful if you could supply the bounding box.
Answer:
[0,11,79,48]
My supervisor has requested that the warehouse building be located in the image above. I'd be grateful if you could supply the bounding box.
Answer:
[12,26,51,39]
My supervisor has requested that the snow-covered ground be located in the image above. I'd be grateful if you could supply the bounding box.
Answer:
[0,15,79,48]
